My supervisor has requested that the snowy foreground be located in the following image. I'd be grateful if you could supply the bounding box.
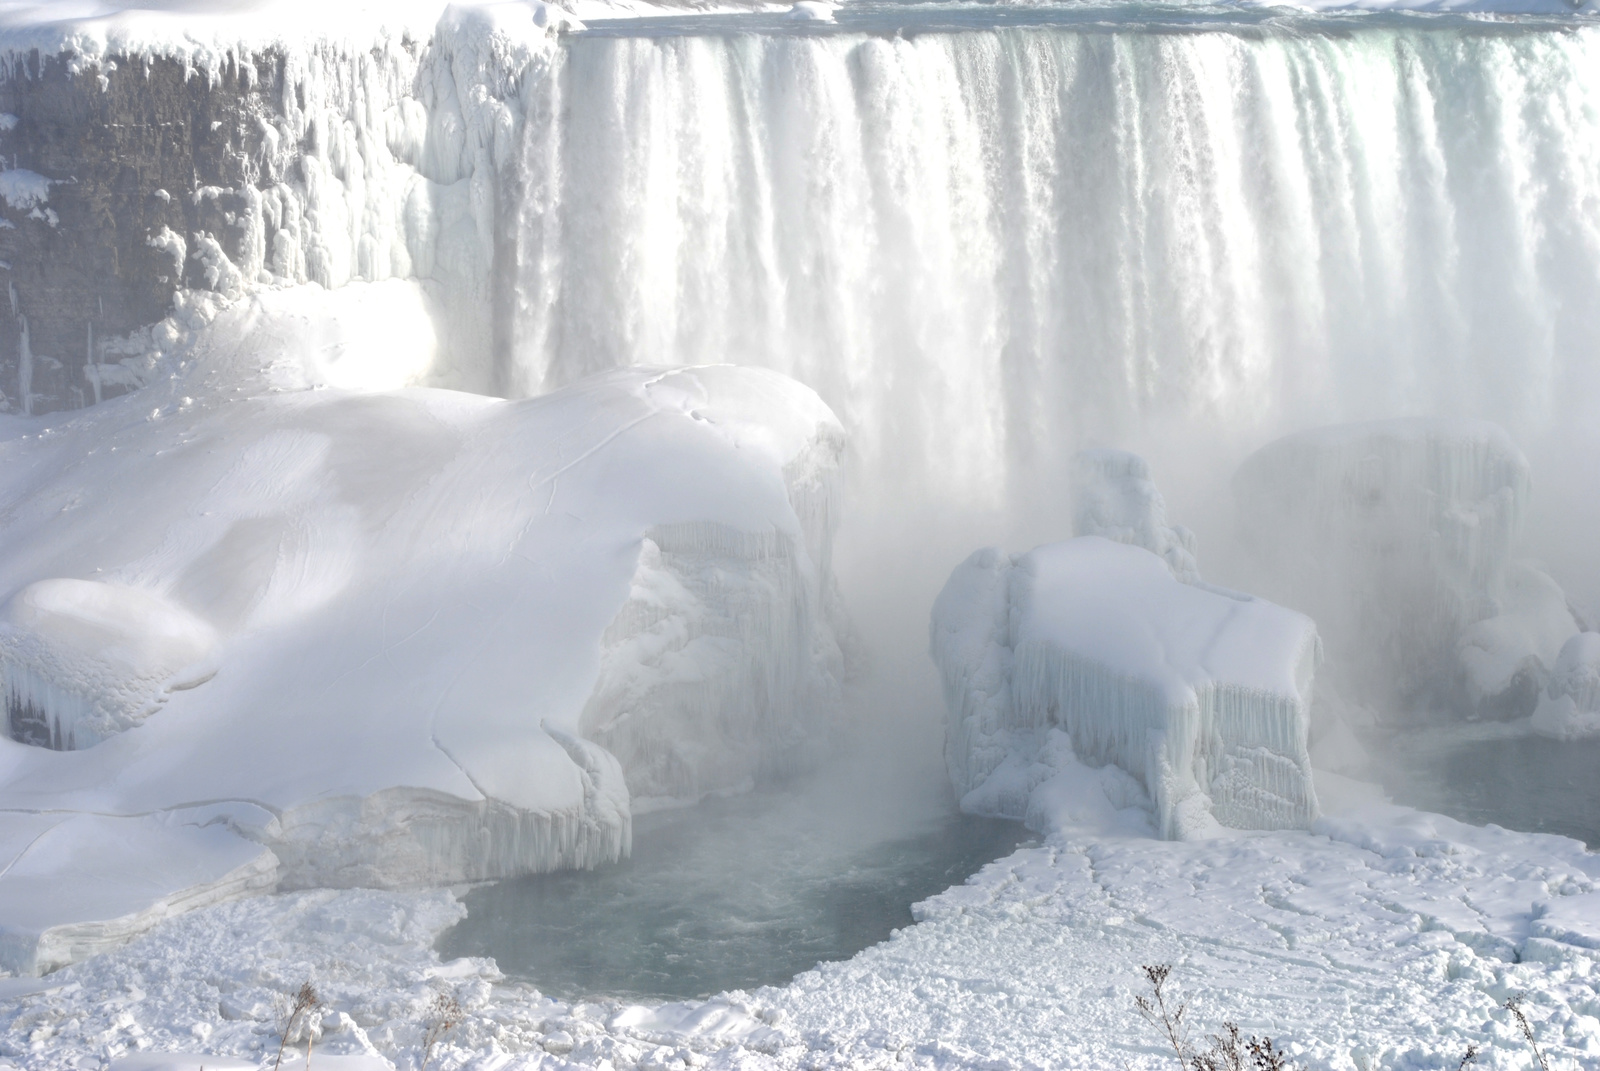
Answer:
[3,769,1600,1071]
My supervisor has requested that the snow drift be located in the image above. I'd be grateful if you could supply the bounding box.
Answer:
[931,537,1319,840]
[1233,419,1581,721]
[0,358,848,974]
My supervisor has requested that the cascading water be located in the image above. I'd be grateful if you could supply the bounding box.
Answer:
[503,15,1600,516]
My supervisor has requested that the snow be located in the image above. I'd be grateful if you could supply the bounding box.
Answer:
[1234,419,1580,721]
[0,286,848,974]
[7,768,1600,1070]
[0,168,50,212]
[932,537,1319,840]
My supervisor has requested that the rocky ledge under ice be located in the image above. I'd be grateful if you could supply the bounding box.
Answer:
[0,311,848,975]
[932,536,1319,841]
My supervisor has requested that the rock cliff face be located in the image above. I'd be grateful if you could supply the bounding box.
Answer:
[0,51,288,413]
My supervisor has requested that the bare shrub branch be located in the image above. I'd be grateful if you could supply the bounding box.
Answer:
[1135,964,1192,1067]
[421,992,465,1071]
[1504,997,1550,1071]
[272,981,321,1071]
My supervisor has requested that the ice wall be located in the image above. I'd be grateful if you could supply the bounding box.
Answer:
[932,538,1319,840]
[1233,419,1580,720]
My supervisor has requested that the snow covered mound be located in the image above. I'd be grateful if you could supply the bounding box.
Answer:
[1233,419,1579,720]
[1,579,218,749]
[932,537,1319,840]
[1532,633,1600,739]
[0,362,847,974]
[1071,449,1199,582]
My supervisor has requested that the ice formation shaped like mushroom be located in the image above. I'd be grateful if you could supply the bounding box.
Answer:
[932,537,1320,841]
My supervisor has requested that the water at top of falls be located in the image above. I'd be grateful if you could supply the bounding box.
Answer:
[576,2,1598,38]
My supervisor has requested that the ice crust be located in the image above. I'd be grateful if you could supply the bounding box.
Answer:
[1234,418,1580,720]
[932,537,1319,840]
[0,344,848,972]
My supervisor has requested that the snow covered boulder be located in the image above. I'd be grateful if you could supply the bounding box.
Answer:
[1233,419,1578,720]
[0,363,848,972]
[1072,449,1199,582]
[1,580,218,749]
[1532,633,1600,739]
[932,537,1320,840]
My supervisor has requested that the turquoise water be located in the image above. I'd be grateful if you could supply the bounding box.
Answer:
[437,790,1025,1001]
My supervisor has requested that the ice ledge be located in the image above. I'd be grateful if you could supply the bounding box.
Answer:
[0,810,278,976]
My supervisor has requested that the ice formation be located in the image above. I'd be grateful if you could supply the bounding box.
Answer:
[932,537,1319,840]
[0,348,848,973]
[1233,419,1581,720]
[1071,449,1199,582]
[1532,633,1600,739]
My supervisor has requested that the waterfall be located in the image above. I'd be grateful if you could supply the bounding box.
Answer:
[501,22,1600,510]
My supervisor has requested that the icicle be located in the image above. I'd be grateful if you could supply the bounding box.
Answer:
[85,322,100,405]
[18,312,31,416]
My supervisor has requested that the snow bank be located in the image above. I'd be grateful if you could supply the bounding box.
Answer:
[1071,448,1199,583]
[0,355,847,973]
[1234,418,1579,720]
[932,537,1319,840]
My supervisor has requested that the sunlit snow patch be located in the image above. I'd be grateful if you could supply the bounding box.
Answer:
[932,538,1319,840]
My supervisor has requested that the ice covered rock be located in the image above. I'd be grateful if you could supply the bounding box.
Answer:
[1532,633,1600,739]
[0,363,847,970]
[1,579,218,749]
[932,537,1320,840]
[1072,449,1199,582]
[1233,418,1578,719]
[1457,561,1580,719]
